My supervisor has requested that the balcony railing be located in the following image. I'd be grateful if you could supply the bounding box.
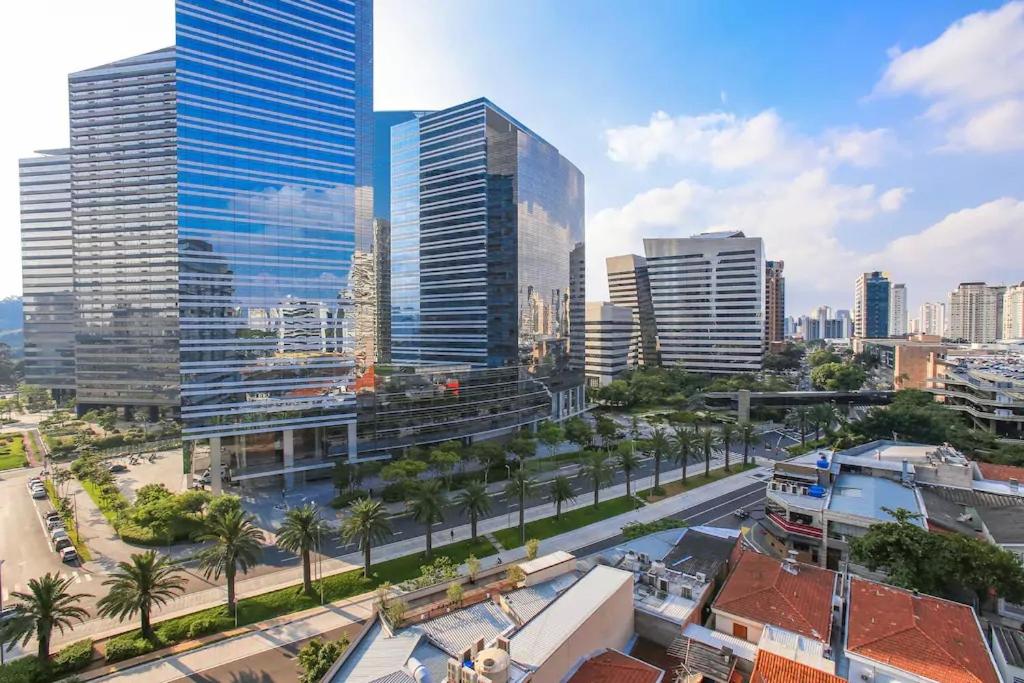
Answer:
[767,511,823,539]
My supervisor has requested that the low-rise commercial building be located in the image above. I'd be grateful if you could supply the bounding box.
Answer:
[927,352,1024,442]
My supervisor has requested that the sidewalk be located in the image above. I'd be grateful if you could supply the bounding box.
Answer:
[80,462,768,681]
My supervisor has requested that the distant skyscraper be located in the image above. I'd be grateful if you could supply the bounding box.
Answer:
[889,283,908,337]
[644,231,764,373]
[835,309,853,338]
[854,272,891,338]
[1005,283,1024,340]
[19,149,75,398]
[373,219,392,363]
[919,302,946,337]
[584,302,632,387]
[949,282,1005,343]
[909,318,921,334]
[765,260,785,346]
[606,254,659,367]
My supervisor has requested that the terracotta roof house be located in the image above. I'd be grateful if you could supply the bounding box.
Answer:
[845,577,1000,683]
[566,649,664,683]
[976,461,1024,484]
[711,550,838,646]
[750,650,845,683]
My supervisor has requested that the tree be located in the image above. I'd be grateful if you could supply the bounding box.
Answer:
[810,403,838,440]
[699,427,716,478]
[506,435,536,464]
[196,507,265,615]
[506,565,526,585]
[468,441,507,473]
[943,533,1024,606]
[549,475,576,520]
[811,362,866,391]
[719,423,735,472]
[786,407,811,445]
[807,348,839,367]
[455,480,491,542]
[380,458,427,485]
[505,470,535,544]
[563,417,593,451]
[466,554,481,583]
[0,573,90,661]
[580,451,612,507]
[525,538,540,561]
[595,415,619,451]
[297,636,349,683]
[276,504,330,595]
[615,441,641,500]
[446,581,464,607]
[536,420,563,458]
[96,550,186,641]
[648,427,670,490]
[429,447,461,488]
[670,426,698,486]
[850,508,945,595]
[341,498,391,578]
[739,421,760,467]
[408,480,445,559]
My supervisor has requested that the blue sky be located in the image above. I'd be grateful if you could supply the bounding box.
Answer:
[2,1,1021,318]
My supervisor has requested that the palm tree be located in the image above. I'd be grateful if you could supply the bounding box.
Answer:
[505,470,535,544]
[786,406,810,445]
[670,426,698,486]
[549,475,576,520]
[97,550,186,641]
[648,427,671,490]
[739,421,761,467]
[615,443,642,499]
[455,480,491,542]
[196,507,265,616]
[719,423,735,472]
[408,480,445,559]
[341,498,392,578]
[700,427,716,478]
[1,573,90,661]
[810,403,837,440]
[580,451,613,507]
[276,504,330,595]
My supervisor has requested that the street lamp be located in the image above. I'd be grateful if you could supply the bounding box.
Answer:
[0,559,5,665]
[505,464,513,530]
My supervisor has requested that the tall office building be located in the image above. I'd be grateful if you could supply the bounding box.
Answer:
[853,272,891,338]
[1004,283,1024,340]
[19,150,75,398]
[948,282,1005,343]
[644,231,764,373]
[765,260,785,346]
[919,302,946,338]
[69,48,180,416]
[584,302,633,387]
[373,219,392,363]
[889,283,908,337]
[835,309,853,338]
[389,98,585,418]
[606,254,659,367]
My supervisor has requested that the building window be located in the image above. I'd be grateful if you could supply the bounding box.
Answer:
[732,623,748,640]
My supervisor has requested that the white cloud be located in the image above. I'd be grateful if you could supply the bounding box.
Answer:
[822,127,896,167]
[876,1,1024,152]
[879,187,910,212]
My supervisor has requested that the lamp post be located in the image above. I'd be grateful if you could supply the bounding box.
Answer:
[505,464,513,529]
[0,559,5,665]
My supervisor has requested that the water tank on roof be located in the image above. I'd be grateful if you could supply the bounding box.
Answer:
[816,455,830,470]
[475,648,510,683]
[808,484,826,498]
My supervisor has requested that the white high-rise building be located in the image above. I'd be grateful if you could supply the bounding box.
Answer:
[584,302,633,387]
[644,231,764,373]
[919,302,946,338]
[1004,283,1024,339]
[949,282,1005,343]
[889,283,908,337]
[835,309,853,338]
[909,318,921,334]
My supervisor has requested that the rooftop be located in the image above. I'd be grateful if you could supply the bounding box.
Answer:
[566,649,664,683]
[712,551,837,642]
[662,528,738,577]
[919,483,1024,544]
[993,624,1024,668]
[826,472,925,526]
[750,650,846,683]
[846,578,1000,683]
[977,461,1024,483]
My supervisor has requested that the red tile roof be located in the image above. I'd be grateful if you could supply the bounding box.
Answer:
[712,550,837,642]
[846,578,999,683]
[750,650,845,683]
[567,650,664,683]
[977,461,1024,483]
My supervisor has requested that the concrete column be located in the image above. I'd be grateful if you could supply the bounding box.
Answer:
[314,427,323,460]
[210,436,222,495]
[239,434,247,469]
[283,429,295,489]
[737,389,751,423]
[347,422,358,462]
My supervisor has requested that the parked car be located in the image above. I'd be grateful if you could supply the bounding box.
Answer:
[44,510,61,522]
[31,486,47,500]
[27,480,44,492]
[59,547,78,564]
[53,537,74,553]
[50,528,69,546]
[733,508,750,519]
[46,517,65,532]
[108,463,128,473]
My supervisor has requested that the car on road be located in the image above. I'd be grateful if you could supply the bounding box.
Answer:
[44,510,61,522]
[50,527,69,544]
[59,547,78,564]
[46,517,65,531]
[53,536,73,553]
[30,485,47,499]
[733,508,750,519]
[108,463,128,473]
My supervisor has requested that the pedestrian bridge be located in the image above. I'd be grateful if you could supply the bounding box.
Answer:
[704,390,895,415]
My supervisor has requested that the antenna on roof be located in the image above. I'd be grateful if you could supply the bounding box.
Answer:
[783,550,800,575]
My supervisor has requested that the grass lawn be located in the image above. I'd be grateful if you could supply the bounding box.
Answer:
[493,495,641,549]
[0,433,27,470]
[370,536,496,585]
[639,461,757,502]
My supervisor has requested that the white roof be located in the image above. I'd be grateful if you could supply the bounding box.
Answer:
[682,623,757,662]
[519,550,574,575]
[510,565,633,668]
[330,621,421,683]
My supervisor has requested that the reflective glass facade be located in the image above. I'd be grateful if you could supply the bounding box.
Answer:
[20,150,75,392]
[176,0,372,441]
[69,49,180,410]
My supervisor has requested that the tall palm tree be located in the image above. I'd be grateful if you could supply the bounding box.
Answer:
[719,423,735,472]
[340,498,392,578]
[408,480,445,559]
[580,451,612,507]
[97,550,186,641]
[455,480,491,542]
[739,421,761,467]
[648,427,671,490]
[196,507,265,616]
[787,406,810,445]
[505,469,535,544]
[810,403,837,440]
[615,443,642,499]
[1,573,90,661]
[549,475,576,520]
[700,427,716,478]
[276,504,330,595]
[670,426,698,486]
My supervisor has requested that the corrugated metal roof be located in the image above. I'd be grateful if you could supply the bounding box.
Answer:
[615,529,686,562]
[505,572,580,623]
[369,673,417,683]
[330,620,421,683]
[414,600,514,656]
[510,565,633,668]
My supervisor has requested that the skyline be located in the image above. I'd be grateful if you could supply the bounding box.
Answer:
[3,1,1023,314]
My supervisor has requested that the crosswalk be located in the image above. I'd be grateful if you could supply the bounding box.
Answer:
[2,571,97,602]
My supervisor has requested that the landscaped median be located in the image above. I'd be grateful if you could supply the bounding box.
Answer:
[0,432,28,471]
[638,461,758,502]
[492,495,640,548]
[43,480,92,562]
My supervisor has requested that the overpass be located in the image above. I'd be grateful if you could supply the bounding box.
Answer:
[704,389,895,420]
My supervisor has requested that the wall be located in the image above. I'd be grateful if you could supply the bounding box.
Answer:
[710,610,765,644]
[846,653,932,683]
[894,343,947,390]
[634,609,685,647]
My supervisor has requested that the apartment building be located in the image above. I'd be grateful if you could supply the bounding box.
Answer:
[853,271,890,338]
[584,302,633,387]
[949,282,1006,343]
[889,283,908,337]
[1005,282,1024,340]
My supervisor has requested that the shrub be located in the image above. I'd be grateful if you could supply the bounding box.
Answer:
[0,656,46,683]
[298,637,349,683]
[186,613,225,639]
[53,638,95,675]
[525,538,540,560]
[104,634,157,663]
[331,489,368,509]
[380,481,406,503]
[621,519,687,540]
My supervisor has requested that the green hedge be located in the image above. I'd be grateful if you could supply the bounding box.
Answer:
[330,489,369,509]
[52,638,94,675]
[0,639,94,682]
[104,634,158,663]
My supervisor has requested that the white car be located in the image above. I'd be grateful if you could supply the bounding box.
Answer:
[59,547,78,564]
[46,517,65,531]
[31,486,47,499]
[50,529,70,547]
